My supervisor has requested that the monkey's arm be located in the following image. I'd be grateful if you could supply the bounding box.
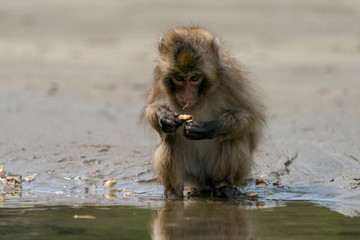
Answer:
[217,110,253,140]
[183,110,252,141]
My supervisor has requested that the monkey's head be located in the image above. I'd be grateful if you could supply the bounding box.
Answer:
[157,27,220,109]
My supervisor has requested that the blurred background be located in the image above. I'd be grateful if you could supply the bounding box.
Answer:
[0,0,360,212]
[2,0,359,103]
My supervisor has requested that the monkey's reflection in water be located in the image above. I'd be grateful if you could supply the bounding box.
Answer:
[152,200,254,240]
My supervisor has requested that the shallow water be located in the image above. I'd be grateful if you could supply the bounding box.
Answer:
[1,200,359,240]
[1,177,359,239]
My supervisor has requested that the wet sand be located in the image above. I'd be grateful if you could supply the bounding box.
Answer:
[1,1,360,216]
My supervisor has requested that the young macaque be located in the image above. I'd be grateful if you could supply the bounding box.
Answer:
[142,26,266,198]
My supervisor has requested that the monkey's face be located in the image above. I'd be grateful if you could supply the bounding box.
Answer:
[157,27,220,108]
[171,71,204,108]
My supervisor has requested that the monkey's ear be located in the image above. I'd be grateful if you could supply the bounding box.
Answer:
[212,37,221,58]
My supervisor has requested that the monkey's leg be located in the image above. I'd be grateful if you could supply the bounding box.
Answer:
[164,161,185,199]
[211,140,251,198]
[154,142,184,199]
[162,172,184,199]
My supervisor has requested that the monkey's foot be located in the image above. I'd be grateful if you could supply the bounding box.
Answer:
[183,189,199,198]
[165,191,184,200]
[214,186,241,198]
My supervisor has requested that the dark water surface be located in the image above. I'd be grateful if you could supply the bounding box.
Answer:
[1,199,359,240]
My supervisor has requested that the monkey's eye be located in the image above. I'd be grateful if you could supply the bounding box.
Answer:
[190,75,200,81]
[174,75,184,82]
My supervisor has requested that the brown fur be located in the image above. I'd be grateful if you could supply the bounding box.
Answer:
[142,27,266,197]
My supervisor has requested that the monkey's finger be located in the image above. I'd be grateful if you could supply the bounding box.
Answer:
[161,124,179,134]
[161,113,182,125]
[163,118,182,128]
[184,121,219,139]
[167,117,183,128]
[160,116,183,134]
[184,125,207,140]
[184,131,207,140]
[184,125,209,135]
[183,130,203,140]
[172,116,184,127]
[185,121,205,128]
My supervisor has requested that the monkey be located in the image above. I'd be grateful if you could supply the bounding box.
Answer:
[142,26,266,198]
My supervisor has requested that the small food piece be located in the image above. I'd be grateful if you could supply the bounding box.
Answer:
[257,183,267,188]
[53,191,65,195]
[249,192,258,198]
[255,178,267,186]
[6,175,22,185]
[103,193,117,200]
[120,189,134,197]
[0,165,6,178]
[24,173,38,182]
[44,169,54,174]
[103,178,116,188]
[74,215,96,219]
[178,114,194,123]
[73,176,82,181]
[273,180,285,188]
[272,181,282,186]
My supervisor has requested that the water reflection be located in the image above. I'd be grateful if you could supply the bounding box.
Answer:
[0,199,359,239]
[152,200,254,240]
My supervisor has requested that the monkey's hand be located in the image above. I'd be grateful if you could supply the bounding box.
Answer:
[183,120,220,140]
[158,112,183,134]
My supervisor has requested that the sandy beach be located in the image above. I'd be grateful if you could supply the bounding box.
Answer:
[1,0,359,216]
